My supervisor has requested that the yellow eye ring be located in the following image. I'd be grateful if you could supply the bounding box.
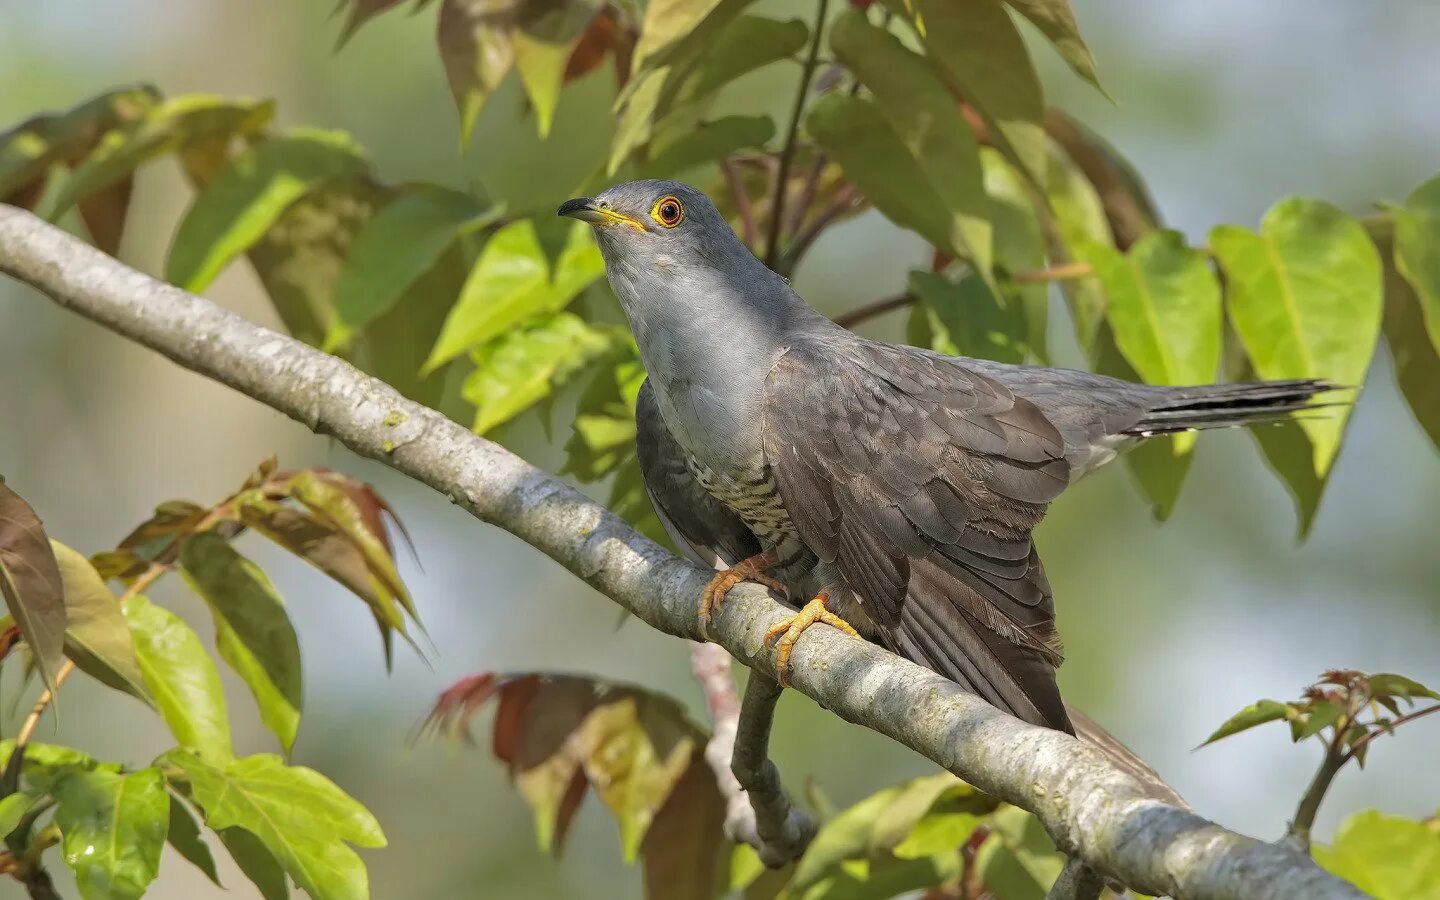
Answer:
[651,196,684,228]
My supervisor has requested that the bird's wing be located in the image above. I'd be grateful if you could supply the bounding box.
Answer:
[763,338,1074,731]
[635,378,760,569]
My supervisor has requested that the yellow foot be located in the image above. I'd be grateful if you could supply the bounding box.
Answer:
[763,590,860,687]
[700,550,786,637]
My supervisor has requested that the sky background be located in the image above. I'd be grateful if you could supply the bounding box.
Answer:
[2,1,1438,897]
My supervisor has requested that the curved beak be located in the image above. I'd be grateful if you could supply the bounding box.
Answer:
[557,197,645,231]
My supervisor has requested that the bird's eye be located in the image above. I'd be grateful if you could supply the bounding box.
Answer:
[651,196,684,228]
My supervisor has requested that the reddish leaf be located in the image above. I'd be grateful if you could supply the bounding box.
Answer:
[0,481,67,690]
[284,471,417,622]
[76,172,134,255]
[641,755,727,900]
[232,493,408,651]
[426,672,714,860]
[564,6,637,86]
[116,499,209,566]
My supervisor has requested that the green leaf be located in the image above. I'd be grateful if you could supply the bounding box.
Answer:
[167,750,385,900]
[1088,230,1222,387]
[1393,174,1440,356]
[239,176,393,346]
[124,595,233,761]
[167,130,371,292]
[892,811,982,860]
[54,767,169,900]
[0,86,160,200]
[219,826,288,900]
[52,539,152,706]
[424,218,604,372]
[0,790,41,839]
[462,313,616,435]
[1313,810,1440,900]
[908,0,1046,180]
[665,15,808,111]
[1210,198,1382,477]
[808,94,973,264]
[631,0,751,72]
[642,115,775,179]
[829,9,992,275]
[167,796,222,887]
[562,352,647,480]
[1366,672,1440,702]
[1002,0,1101,88]
[981,148,1049,361]
[325,186,493,348]
[180,532,303,754]
[42,94,274,219]
[976,805,1065,900]
[0,740,120,794]
[1199,699,1294,746]
[1042,140,1114,355]
[512,0,605,137]
[611,0,758,171]
[907,271,1025,364]
[1383,235,1440,451]
[0,480,67,692]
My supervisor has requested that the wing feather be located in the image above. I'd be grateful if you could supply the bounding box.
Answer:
[764,338,1073,731]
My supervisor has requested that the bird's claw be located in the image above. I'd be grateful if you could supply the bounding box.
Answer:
[763,590,860,687]
[699,551,784,637]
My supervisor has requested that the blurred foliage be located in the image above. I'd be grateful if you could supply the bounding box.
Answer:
[3,0,1440,896]
[0,464,417,898]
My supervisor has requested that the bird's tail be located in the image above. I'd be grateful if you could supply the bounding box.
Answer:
[1124,379,1343,437]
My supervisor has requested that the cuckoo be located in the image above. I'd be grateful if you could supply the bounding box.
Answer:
[560,180,1334,738]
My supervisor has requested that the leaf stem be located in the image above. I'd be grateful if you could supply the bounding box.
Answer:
[765,0,831,270]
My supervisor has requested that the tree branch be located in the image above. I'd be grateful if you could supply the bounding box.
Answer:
[0,204,1364,900]
[727,673,815,866]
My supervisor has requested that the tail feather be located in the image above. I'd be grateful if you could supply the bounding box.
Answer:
[1125,379,1343,437]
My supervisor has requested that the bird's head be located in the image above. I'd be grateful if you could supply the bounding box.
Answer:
[558,179,807,346]
[558,179,742,264]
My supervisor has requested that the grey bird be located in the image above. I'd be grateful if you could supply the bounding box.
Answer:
[559,180,1333,743]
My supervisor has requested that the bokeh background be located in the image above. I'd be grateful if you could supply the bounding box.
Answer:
[2,2,1438,897]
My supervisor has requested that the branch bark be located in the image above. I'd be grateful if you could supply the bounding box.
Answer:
[0,204,1364,900]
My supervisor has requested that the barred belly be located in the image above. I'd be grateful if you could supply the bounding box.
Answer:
[685,456,794,546]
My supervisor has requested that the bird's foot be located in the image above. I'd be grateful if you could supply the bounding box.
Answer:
[700,550,785,637]
[763,590,860,687]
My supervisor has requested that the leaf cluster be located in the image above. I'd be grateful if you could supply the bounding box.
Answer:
[0,463,418,898]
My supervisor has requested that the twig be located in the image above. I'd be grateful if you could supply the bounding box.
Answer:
[1046,857,1107,900]
[765,0,831,269]
[1013,261,1094,284]
[688,642,750,830]
[1341,702,1440,763]
[721,159,758,252]
[728,675,815,866]
[833,293,911,330]
[780,183,861,271]
[1287,692,1361,850]
[785,153,827,239]
[0,203,1368,900]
